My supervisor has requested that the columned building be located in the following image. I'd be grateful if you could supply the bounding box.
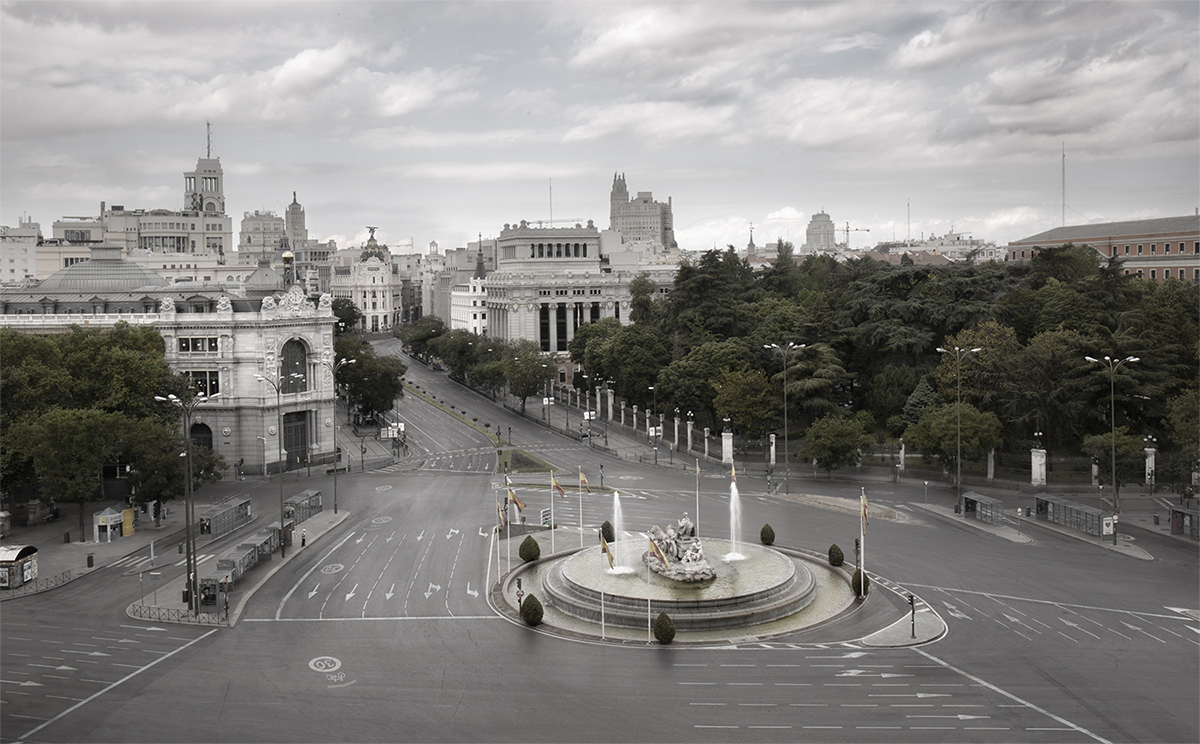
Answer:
[1006,215,1200,282]
[0,243,338,476]
[329,229,397,333]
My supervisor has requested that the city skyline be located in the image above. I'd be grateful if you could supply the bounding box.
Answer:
[2,1,1197,253]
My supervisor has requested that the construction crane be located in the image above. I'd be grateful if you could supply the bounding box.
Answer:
[841,222,869,247]
[532,217,586,228]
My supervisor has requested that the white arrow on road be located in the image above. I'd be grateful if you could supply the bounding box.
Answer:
[837,669,913,678]
[30,664,77,671]
[1059,617,1101,640]
[1,679,44,687]
[355,534,366,544]
[308,584,320,599]
[478,528,488,537]
[424,582,442,599]
[1004,613,1041,634]
[942,601,972,620]
[417,530,426,542]
[808,651,868,659]
[908,714,990,720]
[869,693,950,698]
[62,650,110,657]
[466,583,478,598]
[387,531,396,542]
[120,625,168,632]
[385,584,396,600]
[345,583,358,602]
[1121,620,1166,643]
[446,528,460,539]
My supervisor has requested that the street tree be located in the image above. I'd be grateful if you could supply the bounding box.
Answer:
[712,368,775,440]
[653,340,749,424]
[395,315,447,358]
[800,413,872,476]
[331,297,362,334]
[506,339,555,414]
[902,403,1003,474]
[1080,426,1146,497]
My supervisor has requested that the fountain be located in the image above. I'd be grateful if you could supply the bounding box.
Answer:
[608,491,635,574]
[725,479,744,561]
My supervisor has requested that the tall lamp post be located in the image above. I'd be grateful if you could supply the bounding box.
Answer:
[648,385,658,464]
[936,345,981,515]
[1085,354,1138,544]
[256,369,304,558]
[764,342,805,494]
[153,390,220,616]
[322,357,356,515]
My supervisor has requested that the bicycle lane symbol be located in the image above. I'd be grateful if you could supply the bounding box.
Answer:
[308,656,357,688]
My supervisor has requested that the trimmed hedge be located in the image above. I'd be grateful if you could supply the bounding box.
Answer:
[828,544,844,566]
[521,593,543,626]
[852,568,871,597]
[600,520,615,543]
[653,611,675,644]
[760,523,775,546]
[519,535,541,562]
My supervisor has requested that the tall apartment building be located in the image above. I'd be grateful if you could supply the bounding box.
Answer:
[609,173,676,251]
[802,210,836,253]
[0,217,41,285]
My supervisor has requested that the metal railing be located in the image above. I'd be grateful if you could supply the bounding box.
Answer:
[129,602,227,626]
[0,570,72,600]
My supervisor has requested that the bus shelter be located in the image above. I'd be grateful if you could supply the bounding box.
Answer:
[199,569,232,606]
[1034,495,1103,536]
[244,530,277,562]
[217,544,257,584]
[0,545,38,589]
[1168,504,1198,540]
[962,492,1004,526]
[267,518,295,551]
[198,497,253,541]
[284,490,322,526]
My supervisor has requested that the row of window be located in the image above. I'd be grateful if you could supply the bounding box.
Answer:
[1110,242,1198,256]
[179,337,218,353]
[529,243,590,258]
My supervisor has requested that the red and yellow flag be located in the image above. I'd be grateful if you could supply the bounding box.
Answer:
[552,474,566,499]
[731,463,737,483]
[509,489,526,512]
[600,532,614,569]
[579,470,590,493]
[861,488,869,530]
[648,536,669,567]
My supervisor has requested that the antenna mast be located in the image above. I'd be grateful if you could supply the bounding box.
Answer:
[206,120,212,159]
[1061,142,1065,226]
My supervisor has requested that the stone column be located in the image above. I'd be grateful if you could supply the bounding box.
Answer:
[1145,447,1156,490]
[1031,447,1047,486]
[722,429,734,464]
[898,440,906,471]
[620,401,626,427]
[769,434,776,467]
[687,419,694,453]
[987,448,996,481]
[704,427,710,458]
[673,415,680,450]
[606,388,614,422]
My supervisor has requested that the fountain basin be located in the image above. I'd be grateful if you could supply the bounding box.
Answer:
[542,539,815,631]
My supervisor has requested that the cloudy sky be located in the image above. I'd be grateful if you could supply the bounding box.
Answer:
[2,1,1197,254]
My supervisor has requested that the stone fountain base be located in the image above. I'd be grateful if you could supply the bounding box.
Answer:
[542,538,815,632]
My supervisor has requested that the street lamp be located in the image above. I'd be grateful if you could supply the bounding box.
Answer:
[1085,354,1139,544]
[322,357,356,515]
[764,342,806,495]
[648,385,658,463]
[936,345,982,515]
[153,389,220,616]
[256,369,304,558]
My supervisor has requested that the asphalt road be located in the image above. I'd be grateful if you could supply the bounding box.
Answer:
[2,348,1196,743]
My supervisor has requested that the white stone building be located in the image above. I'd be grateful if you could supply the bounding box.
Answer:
[0,217,42,285]
[449,248,490,335]
[609,173,677,252]
[329,230,398,333]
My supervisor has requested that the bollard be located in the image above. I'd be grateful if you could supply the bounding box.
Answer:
[1153,514,1160,525]
[64,531,71,544]
[87,553,94,568]
[179,543,184,554]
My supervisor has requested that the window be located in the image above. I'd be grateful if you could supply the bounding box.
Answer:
[280,339,308,393]
[1124,245,1130,255]
[1150,269,1156,279]
[1137,245,1143,255]
[184,370,220,397]
[178,337,218,353]
[1151,244,1156,255]
[1165,243,1172,254]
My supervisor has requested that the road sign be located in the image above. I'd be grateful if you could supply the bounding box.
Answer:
[540,508,551,526]
[1102,516,1114,535]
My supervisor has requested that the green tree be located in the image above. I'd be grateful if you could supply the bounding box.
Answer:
[902,403,1003,474]
[628,272,659,325]
[331,297,362,334]
[999,330,1092,448]
[1081,426,1145,499]
[933,321,1020,413]
[800,413,872,476]
[712,368,775,440]
[395,315,447,358]
[7,409,127,539]
[343,353,407,420]
[506,339,555,414]
[600,324,669,406]
[653,340,749,423]
[901,375,939,426]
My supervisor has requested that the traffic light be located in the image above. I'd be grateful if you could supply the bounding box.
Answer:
[854,538,860,556]
[908,594,915,609]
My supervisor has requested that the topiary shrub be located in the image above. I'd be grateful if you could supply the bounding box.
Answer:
[760,523,775,546]
[600,521,615,543]
[519,535,541,562]
[521,593,543,626]
[828,544,844,566]
[653,611,675,644]
[852,568,870,597]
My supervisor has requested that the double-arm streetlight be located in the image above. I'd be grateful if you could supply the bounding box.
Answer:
[936,345,981,515]
[153,390,220,616]
[1085,354,1139,543]
[256,369,304,558]
[321,357,356,514]
[764,342,806,494]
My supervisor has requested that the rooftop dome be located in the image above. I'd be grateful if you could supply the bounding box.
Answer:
[38,243,169,291]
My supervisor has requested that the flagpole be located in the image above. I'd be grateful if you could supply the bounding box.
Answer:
[579,467,585,548]
[860,487,867,597]
[550,472,555,554]
[695,459,700,537]
[646,537,652,643]
[506,496,511,574]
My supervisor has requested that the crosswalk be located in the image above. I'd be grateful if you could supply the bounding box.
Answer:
[107,552,217,570]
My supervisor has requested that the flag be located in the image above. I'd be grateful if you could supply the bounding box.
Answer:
[580,470,591,493]
[648,536,670,567]
[509,489,526,512]
[731,463,737,483]
[600,532,614,569]
[552,474,566,499]
[861,488,869,530]
[497,496,506,528]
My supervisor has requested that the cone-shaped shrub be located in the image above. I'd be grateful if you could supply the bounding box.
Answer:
[760,523,775,546]
[828,544,844,566]
[519,535,541,562]
[653,611,675,644]
[600,521,615,543]
[521,594,543,626]
[852,568,870,597]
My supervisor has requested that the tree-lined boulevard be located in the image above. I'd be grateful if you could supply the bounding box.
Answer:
[2,344,1196,743]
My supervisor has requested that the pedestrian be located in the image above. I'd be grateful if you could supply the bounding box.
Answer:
[301,529,307,547]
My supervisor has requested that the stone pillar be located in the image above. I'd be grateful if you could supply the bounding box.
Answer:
[1031,447,1046,486]
[1145,447,1156,489]
[987,448,995,481]
[1091,460,1099,487]
[620,401,626,427]
[606,388,614,422]
[704,427,710,458]
[898,440,906,471]
[673,415,680,450]
[687,419,694,453]
[769,434,776,467]
[722,429,734,464]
